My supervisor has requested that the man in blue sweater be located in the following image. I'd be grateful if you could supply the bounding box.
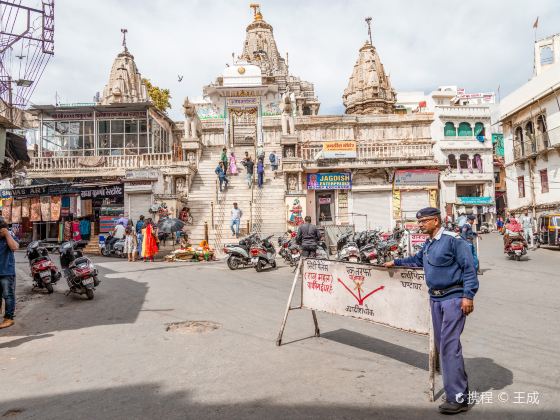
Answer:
[385,207,478,415]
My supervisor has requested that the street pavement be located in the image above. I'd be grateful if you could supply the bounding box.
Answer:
[0,233,559,419]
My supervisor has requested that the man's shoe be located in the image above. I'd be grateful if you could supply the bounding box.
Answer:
[0,318,15,329]
[438,401,469,414]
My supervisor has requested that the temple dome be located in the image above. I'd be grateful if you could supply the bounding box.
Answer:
[101,45,148,105]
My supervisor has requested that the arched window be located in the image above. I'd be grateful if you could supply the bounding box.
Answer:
[474,122,485,137]
[537,115,548,147]
[444,122,456,137]
[525,121,536,153]
[514,126,524,157]
[473,154,483,173]
[459,154,470,171]
[447,154,458,169]
[458,122,473,137]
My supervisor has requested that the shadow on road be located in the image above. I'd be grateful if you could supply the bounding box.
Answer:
[322,329,513,393]
[3,264,148,339]
[0,334,54,349]
[0,383,552,420]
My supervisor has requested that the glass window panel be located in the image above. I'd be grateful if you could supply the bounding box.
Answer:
[125,120,138,133]
[56,121,69,134]
[84,135,94,150]
[111,120,124,133]
[83,121,94,136]
[139,119,147,132]
[138,148,149,155]
[67,121,81,135]
[111,133,124,149]
[98,148,110,156]
[125,133,137,149]
[139,133,147,148]
[99,134,110,149]
[98,120,110,134]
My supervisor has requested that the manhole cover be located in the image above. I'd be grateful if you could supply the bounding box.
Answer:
[165,321,221,334]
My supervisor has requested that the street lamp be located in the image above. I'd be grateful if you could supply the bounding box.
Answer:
[14,79,34,87]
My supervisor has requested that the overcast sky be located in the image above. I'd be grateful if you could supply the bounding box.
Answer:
[16,0,560,120]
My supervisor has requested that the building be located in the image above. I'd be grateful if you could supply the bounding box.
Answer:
[498,33,560,218]
[185,5,441,249]
[0,37,194,243]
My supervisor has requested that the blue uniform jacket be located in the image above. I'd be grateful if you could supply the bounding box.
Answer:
[394,229,479,301]
[460,223,477,242]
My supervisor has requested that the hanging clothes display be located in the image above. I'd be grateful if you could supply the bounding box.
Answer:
[21,198,30,218]
[76,196,82,218]
[2,198,12,223]
[72,220,82,241]
[82,199,93,216]
[50,196,62,221]
[69,196,78,216]
[79,219,91,240]
[30,197,42,222]
[58,223,64,242]
[40,196,51,222]
[11,200,22,223]
[64,221,72,241]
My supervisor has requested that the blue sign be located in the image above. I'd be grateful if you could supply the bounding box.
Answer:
[458,196,493,205]
[307,172,352,190]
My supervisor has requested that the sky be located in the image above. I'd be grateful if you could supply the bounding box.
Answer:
[9,0,560,120]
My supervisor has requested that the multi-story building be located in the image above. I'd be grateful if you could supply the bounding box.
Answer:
[498,33,560,217]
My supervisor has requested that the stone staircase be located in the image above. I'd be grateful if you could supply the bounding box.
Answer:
[83,234,100,255]
[187,145,287,252]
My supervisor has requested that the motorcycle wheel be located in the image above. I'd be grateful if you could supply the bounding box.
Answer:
[271,260,277,268]
[255,260,265,272]
[86,289,94,300]
[101,248,110,257]
[227,256,239,270]
[45,282,54,294]
[515,255,521,261]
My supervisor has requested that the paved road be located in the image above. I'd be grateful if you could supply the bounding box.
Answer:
[0,234,559,419]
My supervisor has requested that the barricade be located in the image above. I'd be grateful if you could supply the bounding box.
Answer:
[277,258,437,401]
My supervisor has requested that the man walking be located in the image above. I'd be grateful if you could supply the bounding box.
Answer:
[215,161,229,192]
[520,210,534,247]
[257,158,265,188]
[230,202,242,238]
[384,208,478,415]
[296,216,321,257]
[0,217,19,329]
[243,155,255,188]
[269,150,278,178]
[461,214,480,272]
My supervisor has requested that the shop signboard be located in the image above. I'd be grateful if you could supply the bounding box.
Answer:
[457,196,493,205]
[10,183,79,199]
[125,169,159,181]
[307,172,351,190]
[80,184,124,200]
[394,169,439,187]
[322,141,357,159]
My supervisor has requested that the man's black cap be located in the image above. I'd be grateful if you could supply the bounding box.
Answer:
[467,214,476,221]
[416,207,441,219]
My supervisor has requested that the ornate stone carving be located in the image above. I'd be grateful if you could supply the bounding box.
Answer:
[287,174,298,191]
[280,92,296,135]
[183,97,202,139]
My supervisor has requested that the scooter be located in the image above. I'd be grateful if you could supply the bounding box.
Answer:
[506,236,527,261]
[336,232,360,263]
[100,233,125,258]
[224,233,260,270]
[26,241,61,294]
[60,241,100,300]
[250,234,277,272]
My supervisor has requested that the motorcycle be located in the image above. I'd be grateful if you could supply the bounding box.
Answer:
[315,240,330,260]
[506,234,527,261]
[224,233,260,270]
[278,231,301,266]
[26,241,61,294]
[250,234,277,272]
[480,223,490,234]
[100,233,125,257]
[60,241,100,300]
[359,242,379,264]
[336,232,360,263]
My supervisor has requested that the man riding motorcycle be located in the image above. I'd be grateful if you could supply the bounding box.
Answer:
[503,217,527,252]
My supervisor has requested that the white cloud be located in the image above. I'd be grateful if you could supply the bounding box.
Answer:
[22,0,560,120]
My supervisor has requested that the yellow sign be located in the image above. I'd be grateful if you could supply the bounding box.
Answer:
[322,141,357,158]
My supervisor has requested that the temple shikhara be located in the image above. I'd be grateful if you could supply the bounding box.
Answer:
[3,5,443,249]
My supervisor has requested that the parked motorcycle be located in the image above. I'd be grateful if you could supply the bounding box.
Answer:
[26,241,61,294]
[250,234,277,272]
[60,241,100,300]
[480,223,490,234]
[224,233,260,270]
[336,232,360,263]
[100,233,125,258]
[278,231,301,266]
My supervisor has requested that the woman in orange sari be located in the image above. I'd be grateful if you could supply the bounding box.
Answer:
[142,218,158,262]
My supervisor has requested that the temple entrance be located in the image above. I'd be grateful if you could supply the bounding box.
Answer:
[229,107,258,146]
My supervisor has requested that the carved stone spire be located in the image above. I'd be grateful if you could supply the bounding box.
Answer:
[343,31,396,115]
[101,31,148,105]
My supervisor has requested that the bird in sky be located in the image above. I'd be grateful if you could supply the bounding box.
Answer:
[178,75,183,82]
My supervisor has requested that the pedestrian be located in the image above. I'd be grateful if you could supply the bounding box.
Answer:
[124,227,138,262]
[220,147,229,173]
[0,217,19,329]
[296,216,321,257]
[269,150,278,178]
[496,216,504,233]
[256,144,265,161]
[229,151,238,175]
[142,218,158,262]
[230,202,242,238]
[520,210,534,246]
[257,157,265,188]
[461,214,481,272]
[136,215,145,260]
[215,161,229,192]
[243,155,254,188]
[384,207,478,415]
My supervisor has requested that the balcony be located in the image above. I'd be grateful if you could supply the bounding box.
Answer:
[28,153,192,177]
[437,105,491,118]
[439,136,492,150]
[512,126,560,161]
[300,142,435,168]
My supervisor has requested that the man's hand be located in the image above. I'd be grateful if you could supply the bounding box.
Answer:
[461,298,474,315]
[0,227,8,238]
[383,260,395,268]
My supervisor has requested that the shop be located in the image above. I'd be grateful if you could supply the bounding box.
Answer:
[454,196,495,227]
[392,169,440,223]
[124,169,159,224]
[305,172,351,226]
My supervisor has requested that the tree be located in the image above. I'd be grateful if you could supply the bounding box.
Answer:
[142,78,171,113]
